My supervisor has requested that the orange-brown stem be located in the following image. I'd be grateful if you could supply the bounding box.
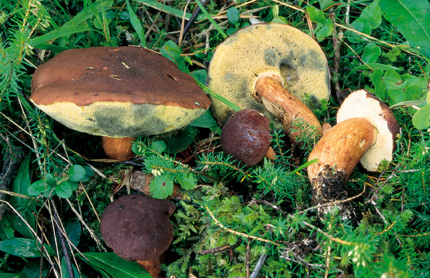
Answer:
[322,122,332,135]
[254,76,322,144]
[137,257,161,278]
[307,118,377,219]
[265,146,277,161]
[308,118,377,181]
[102,136,135,161]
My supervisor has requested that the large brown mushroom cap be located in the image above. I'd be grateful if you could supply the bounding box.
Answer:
[207,23,330,127]
[100,194,176,262]
[31,46,211,138]
[336,90,400,172]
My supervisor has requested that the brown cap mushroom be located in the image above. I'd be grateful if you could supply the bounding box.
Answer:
[207,23,330,143]
[100,194,176,277]
[31,46,212,160]
[221,109,273,166]
[307,90,400,219]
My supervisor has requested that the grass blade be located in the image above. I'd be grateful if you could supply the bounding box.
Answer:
[29,0,113,48]
[194,0,227,39]
[134,0,200,20]
[126,0,147,47]
[194,79,240,111]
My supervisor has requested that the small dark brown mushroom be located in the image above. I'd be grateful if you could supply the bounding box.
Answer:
[220,109,273,166]
[100,194,176,277]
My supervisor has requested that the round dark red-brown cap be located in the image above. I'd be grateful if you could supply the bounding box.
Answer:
[31,46,211,138]
[221,109,272,166]
[100,194,176,261]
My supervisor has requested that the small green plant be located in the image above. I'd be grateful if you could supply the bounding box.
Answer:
[132,139,197,199]
[27,163,94,199]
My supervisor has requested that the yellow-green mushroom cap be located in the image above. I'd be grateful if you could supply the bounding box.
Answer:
[207,23,330,128]
[31,46,211,138]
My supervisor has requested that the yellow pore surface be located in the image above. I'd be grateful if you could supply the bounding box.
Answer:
[207,23,331,126]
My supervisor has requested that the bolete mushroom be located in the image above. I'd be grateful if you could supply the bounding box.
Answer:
[220,109,274,166]
[207,23,330,144]
[100,194,176,277]
[31,46,211,160]
[307,90,400,219]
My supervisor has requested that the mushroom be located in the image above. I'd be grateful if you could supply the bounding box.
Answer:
[31,46,212,160]
[100,194,176,277]
[307,90,400,219]
[220,109,274,166]
[207,23,330,144]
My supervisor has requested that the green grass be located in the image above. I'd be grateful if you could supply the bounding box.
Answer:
[1,0,430,277]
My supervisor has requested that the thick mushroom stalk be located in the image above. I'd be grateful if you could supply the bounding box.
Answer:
[254,75,323,144]
[307,118,377,219]
[307,90,400,220]
[102,137,135,161]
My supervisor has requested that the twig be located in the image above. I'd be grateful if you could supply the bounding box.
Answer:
[372,204,402,245]
[65,199,106,252]
[178,0,207,46]
[252,199,285,215]
[250,248,268,278]
[197,244,238,255]
[39,211,45,278]
[330,9,342,101]
[325,224,332,278]
[17,97,43,173]
[302,220,353,246]
[0,134,25,219]
[299,183,367,215]
[80,184,101,223]
[246,240,250,278]
[51,200,74,278]
[366,164,401,209]
[0,200,60,277]
[345,0,351,25]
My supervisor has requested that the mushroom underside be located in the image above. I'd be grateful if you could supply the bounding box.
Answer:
[34,101,206,138]
[207,23,330,127]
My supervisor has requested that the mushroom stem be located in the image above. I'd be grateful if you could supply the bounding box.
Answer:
[102,136,135,161]
[254,75,322,144]
[307,118,377,219]
[265,146,277,161]
[137,257,162,278]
